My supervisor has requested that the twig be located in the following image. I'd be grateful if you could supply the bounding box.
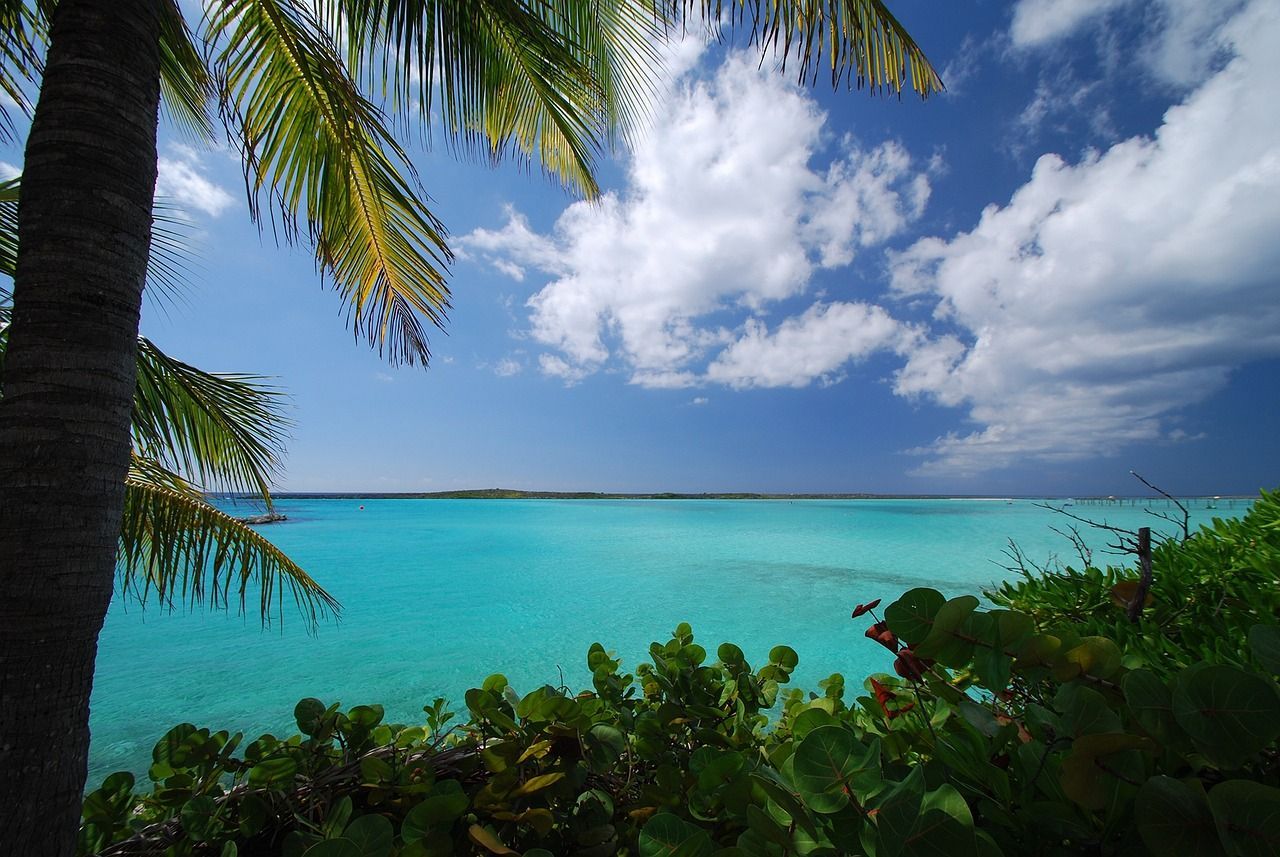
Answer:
[1130,471,1190,541]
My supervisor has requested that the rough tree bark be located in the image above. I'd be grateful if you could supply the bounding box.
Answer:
[0,1,162,854]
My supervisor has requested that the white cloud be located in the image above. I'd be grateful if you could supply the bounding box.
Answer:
[493,358,523,377]
[0,161,19,181]
[156,144,235,218]
[1010,0,1242,88]
[892,0,1280,475]
[706,302,904,390]
[691,396,709,406]
[460,51,930,388]
[1010,0,1129,48]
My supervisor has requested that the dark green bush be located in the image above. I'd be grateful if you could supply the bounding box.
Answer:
[80,492,1280,856]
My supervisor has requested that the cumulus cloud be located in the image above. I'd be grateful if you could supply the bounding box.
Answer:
[1009,0,1130,48]
[707,302,904,390]
[1010,0,1242,88]
[156,144,235,218]
[892,0,1280,475]
[460,50,931,388]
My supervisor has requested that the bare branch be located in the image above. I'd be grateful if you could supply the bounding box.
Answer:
[1130,470,1190,541]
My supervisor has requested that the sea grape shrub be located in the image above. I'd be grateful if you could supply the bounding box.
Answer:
[988,488,1280,676]
[79,490,1280,856]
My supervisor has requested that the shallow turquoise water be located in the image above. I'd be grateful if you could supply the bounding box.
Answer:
[89,497,1246,784]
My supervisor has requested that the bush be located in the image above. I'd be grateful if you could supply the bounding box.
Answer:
[81,493,1280,856]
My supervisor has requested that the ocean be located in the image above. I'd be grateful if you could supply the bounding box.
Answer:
[88,496,1245,786]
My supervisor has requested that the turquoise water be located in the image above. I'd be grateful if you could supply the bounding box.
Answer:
[89,497,1245,784]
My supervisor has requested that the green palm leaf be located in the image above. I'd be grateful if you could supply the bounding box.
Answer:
[132,336,289,500]
[323,0,664,196]
[677,0,943,95]
[210,0,451,366]
[0,173,203,304]
[0,175,16,277]
[0,0,46,141]
[159,0,217,142]
[122,457,338,627]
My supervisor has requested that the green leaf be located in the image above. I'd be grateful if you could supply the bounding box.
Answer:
[913,595,979,663]
[1060,733,1154,810]
[1124,670,1177,742]
[248,754,299,786]
[904,784,975,857]
[343,814,393,857]
[1250,625,1280,674]
[885,588,946,645]
[639,813,714,857]
[1173,665,1280,768]
[586,724,626,772]
[793,726,881,814]
[81,771,135,825]
[874,767,926,857]
[1057,637,1122,681]
[467,823,518,855]
[120,465,338,628]
[180,795,220,842]
[322,796,353,839]
[1208,780,1280,857]
[304,840,360,857]
[769,645,799,671]
[295,698,326,735]
[969,610,1033,691]
[510,771,566,797]
[791,707,838,740]
[1055,684,1120,738]
[402,781,469,842]
[1136,776,1225,856]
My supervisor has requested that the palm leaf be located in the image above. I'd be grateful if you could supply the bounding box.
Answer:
[210,0,451,366]
[159,0,217,141]
[322,0,665,196]
[132,336,289,500]
[676,0,943,95]
[0,175,16,277]
[0,0,46,141]
[122,456,339,627]
[0,173,202,304]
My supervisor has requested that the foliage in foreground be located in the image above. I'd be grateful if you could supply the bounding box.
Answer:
[81,493,1280,856]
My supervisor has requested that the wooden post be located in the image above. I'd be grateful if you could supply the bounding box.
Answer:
[1128,527,1152,623]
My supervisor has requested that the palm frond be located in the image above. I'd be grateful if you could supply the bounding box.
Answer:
[323,0,664,196]
[159,0,217,142]
[0,175,17,277]
[210,0,451,366]
[132,336,289,499]
[0,173,200,304]
[0,0,46,142]
[122,456,339,628]
[146,200,202,308]
[678,0,942,95]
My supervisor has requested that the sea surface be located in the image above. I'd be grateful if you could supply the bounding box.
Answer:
[88,496,1247,785]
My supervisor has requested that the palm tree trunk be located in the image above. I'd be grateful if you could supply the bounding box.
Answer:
[0,1,162,854]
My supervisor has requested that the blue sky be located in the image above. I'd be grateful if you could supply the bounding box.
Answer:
[10,0,1280,496]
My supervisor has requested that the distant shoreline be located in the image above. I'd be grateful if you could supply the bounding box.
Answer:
[219,489,1254,502]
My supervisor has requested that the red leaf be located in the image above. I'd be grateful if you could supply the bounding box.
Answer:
[851,598,882,618]
[870,677,895,706]
[864,622,900,653]
[886,701,917,720]
[893,649,929,682]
